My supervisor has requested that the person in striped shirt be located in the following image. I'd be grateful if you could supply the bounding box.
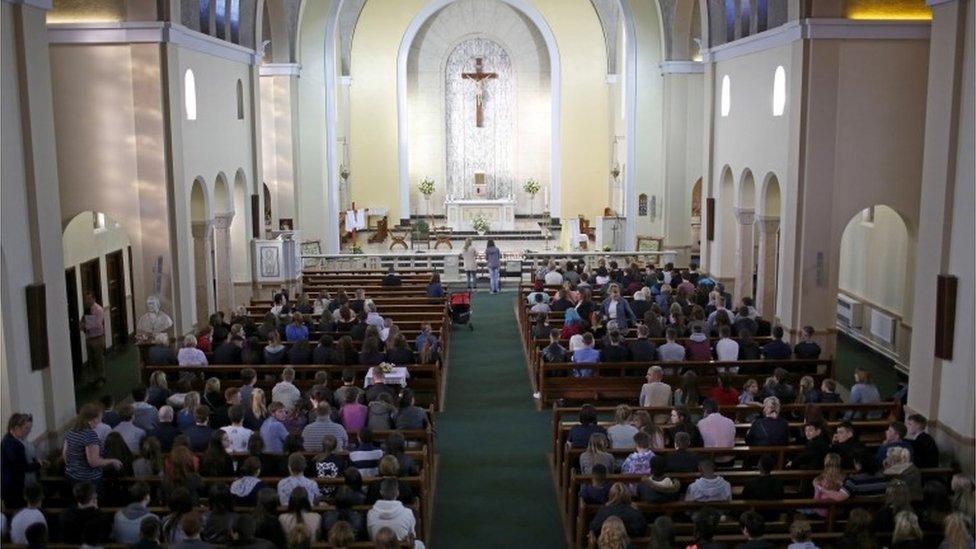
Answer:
[301,402,348,453]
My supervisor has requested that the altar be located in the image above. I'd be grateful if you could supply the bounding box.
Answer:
[445,198,516,231]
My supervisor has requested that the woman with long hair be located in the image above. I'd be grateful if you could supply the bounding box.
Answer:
[951,473,975,517]
[485,238,502,293]
[62,403,122,486]
[891,510,924,549]
[202,483,236,543]
[874,480,914,533]
[334,304,357,332]
[942,513,975,549]
[810,453,846,517]
[244,388,268,431]
[418,337,440,365]
[358,335,386,366]
[385,334,415,365]
[673,370,701,408]
[629,410,665,450]
[163,444,203,503]
[335,336,358,365]
[834,507,878,549]
[161,487,195,543]
[596,516,629,549]
[580,432,614,475]
[279,486,321,543]
[203,377,225,410]
[264,331,287,365]
[462,238,478,289]
[147,371,171,408]
[176,391,201,429]
[253,487,287,547]
[200,430,234,477]
[133,436,164,477]
[589,482,647,538]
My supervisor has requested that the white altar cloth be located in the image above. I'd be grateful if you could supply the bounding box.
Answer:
[445,198,516,231]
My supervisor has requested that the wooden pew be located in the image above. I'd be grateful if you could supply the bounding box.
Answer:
[140,364,445,410]
[535,359,833,406]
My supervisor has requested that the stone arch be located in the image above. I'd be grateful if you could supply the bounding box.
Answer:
[756,172,782,316]
[836,204,915,361]
[190,176,211,222]
[396,0,568,227]
[256,0,292,63]
[214,172,232,215]
[230,169,251,285]
[737,168,756,209]
[189,177,214,327]
[62,210,135,353]
[716,165,737,276]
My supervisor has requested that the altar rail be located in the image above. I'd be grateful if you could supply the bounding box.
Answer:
[301,250,680,282]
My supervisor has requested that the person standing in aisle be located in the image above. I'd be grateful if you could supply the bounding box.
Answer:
[485,240,502,294]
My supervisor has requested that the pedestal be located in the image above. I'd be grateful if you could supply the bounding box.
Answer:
[191,220,215,328]
[445,198,516,231]
[595,216,626,251]
[733,208,755,307]
[213,213,235,314]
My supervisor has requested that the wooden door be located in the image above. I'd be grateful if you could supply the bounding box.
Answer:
[65,267,83,371]
[106,250,128,347]
[80,259,102,303]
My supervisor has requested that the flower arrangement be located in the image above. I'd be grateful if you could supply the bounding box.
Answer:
[472,214,490,234]
[379,361,395,374]
[523,179,541,196]
[419,178,435,197]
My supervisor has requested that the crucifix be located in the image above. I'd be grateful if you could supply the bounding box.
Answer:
[461,57,498,128]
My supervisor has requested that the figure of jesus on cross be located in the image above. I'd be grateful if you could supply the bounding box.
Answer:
[462,57,497,128]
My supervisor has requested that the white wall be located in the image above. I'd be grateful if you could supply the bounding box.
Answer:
[838,205,911,318]
[1,2,76,437]
[175,46,257,326]
[62,212,135,353]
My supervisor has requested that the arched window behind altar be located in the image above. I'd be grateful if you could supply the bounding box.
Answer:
[445,38,515,200]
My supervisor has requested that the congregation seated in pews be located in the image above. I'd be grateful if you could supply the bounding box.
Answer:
[551,399,970,548]
[1,367,434,546]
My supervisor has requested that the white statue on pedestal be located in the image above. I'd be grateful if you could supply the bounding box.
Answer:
[137,295,173,341]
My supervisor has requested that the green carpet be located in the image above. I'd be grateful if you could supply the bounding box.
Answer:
[74,343,141,407]
[431,291,565,548]
[834,333,905,398]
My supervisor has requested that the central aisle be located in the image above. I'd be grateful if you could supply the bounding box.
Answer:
[431,291,565,548]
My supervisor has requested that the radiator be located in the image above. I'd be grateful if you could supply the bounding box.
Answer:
[836,294,864,329]
[869,308,898,348]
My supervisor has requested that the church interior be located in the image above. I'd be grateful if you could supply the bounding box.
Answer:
[1,0,974,546]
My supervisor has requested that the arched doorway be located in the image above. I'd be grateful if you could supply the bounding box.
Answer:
[691,177,703,253]
[837,205,914,363]
[715,165,737,278]
[756,173,781,316]
[212,173,235,313]
[190,177,214,327]
[62,211,134,374]
[231,169,251,292]
[734,169,756,306]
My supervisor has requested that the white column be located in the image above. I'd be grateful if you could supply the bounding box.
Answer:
[733,208,755,307]
[191,220,215,328]
[212,213,235,314]
[755,215,780,317]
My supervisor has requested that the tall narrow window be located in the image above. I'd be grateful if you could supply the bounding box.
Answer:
[236,79,244,120]
[720,75,731,117]
[772,66,786,116]
[184,69,197,121]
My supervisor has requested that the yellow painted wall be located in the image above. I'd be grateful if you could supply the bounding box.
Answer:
[348,0,609,222]
[349,0,423,221]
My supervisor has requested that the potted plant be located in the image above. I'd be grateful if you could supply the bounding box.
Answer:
[419,178,435,218]
[472,215,490,236]
[523,178,541,218]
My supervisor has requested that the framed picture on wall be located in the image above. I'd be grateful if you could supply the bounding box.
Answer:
[635,236,663,252]
[26,284,50,371]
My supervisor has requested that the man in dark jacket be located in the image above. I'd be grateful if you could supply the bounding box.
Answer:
[829,422,865,469]
[628,325,658,361]
[599,331,631,362]
[59,481,107,544]
[664,432,701,473]
[541,329,568,363]
[381,266,402,286]
[789,422,830,470]
[213,336,244,364]
[760,326,792,359]
[906,414,940,468]
[742,455,784,500]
